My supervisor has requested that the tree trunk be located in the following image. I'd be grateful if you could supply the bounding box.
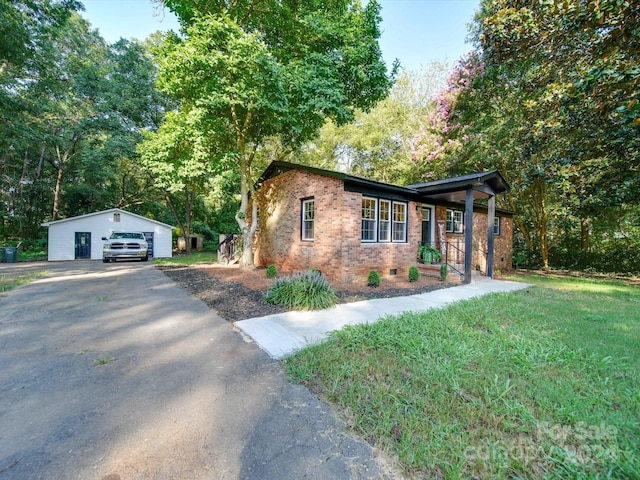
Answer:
[531,177,550,270]
[184,188,192,253]
[51,140,76,221]
[580,218,590,252]
[52,155,65,221]
[163,189,189,253]
[231,104,257,268]
[236,160,257,268]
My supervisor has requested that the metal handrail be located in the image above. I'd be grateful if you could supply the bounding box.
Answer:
[218,234,240,264]
[419,240,465,278]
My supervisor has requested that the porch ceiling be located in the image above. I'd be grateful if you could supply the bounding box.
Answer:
[421,188,490,203]
[409,170,510,203]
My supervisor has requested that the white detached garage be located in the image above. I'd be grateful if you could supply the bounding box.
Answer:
[41,208,175,261]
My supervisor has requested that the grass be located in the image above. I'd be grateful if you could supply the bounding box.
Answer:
[283,273,640,479]
[17,248,47,262]
[152,251,217,266]
[0,271,48,292]
[94,356,114,366]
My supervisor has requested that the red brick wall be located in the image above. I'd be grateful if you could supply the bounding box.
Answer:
[255,170,512,282]
[434,205,513,272]
[254,170,344,277]
[255,170,422,283]
[339,191,421,283]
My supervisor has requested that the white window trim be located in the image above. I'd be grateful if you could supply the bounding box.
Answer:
[378,199,391,243]
[361,197,378,242]
[301,198,314,241]
[446,209,464,234]
[392,202,407,242]
[493,217,501,236]
[361,197,408,243]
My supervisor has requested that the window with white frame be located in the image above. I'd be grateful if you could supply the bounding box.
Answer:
[378,199,391,242]
[301,198,315,241]
[361,197,377,241]
[493,217,501,235]
[446,209,464,233]
[392,202,407,242]
[361,197,407,243]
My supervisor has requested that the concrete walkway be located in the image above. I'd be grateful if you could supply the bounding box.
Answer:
[235,278,531,360]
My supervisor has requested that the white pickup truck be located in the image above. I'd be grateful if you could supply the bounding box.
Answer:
[102,232,149,263]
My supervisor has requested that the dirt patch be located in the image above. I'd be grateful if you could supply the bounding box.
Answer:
[158,263,455,321]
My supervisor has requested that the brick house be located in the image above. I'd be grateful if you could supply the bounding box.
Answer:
[253,161,513,284]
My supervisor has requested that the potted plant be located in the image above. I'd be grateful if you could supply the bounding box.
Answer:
[417,244,442,264]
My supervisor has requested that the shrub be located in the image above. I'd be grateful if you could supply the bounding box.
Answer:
[264,270,338,310]
[408,266,420,282]
[266,264,278,278]
[367,270,381,288]
[417,244,442,263]
[440,263,448,281]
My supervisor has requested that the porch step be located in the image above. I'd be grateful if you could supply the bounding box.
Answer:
[417,263,463,283]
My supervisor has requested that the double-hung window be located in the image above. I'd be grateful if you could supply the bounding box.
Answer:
[301,198,315,241]
[378,200,391,242]
[361,197,377,242]
[493,217,501,236]
[361,197,407,243]
[446,209,464,233]
[392,202,407,242]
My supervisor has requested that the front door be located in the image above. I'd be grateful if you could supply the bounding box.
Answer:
[421,207,433,245]
[75,232,91,259]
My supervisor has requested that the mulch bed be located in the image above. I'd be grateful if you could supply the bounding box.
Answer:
[158,264,455,322]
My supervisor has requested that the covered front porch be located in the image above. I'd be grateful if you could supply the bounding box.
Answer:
[408,170,511,284]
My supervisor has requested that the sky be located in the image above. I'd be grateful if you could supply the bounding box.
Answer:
[80,0,481,72]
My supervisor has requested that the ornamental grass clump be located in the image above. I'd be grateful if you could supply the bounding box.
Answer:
[264,270,338,310]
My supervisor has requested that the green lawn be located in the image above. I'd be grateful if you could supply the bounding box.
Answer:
[283,273,640,479]
[0,271,48,292]
[152,251,218,266]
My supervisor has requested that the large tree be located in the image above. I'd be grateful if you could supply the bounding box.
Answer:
[297,65,451,186]
[1,2,170,240]
[437,0,639,270]
[153,0,394,266]
[140,108,228,250]
[0,0,81,235]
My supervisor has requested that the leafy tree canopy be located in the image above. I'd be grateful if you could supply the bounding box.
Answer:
[151,0,394,266]
[437,0,639,270]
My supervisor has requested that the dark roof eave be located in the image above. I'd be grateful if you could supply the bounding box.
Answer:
[257,160,347,186]
[259,161,511,201]
[409,170,510,196]
[344,175,418,198]
[258,160,419,198]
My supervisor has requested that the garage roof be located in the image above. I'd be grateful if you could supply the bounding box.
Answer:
[41,208,175,229]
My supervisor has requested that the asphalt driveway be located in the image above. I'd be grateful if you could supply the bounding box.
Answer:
[0,261,390,480]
